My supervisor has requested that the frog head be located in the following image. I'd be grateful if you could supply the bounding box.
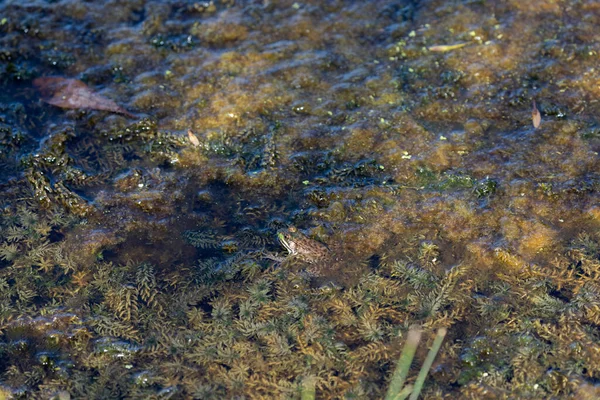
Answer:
[277,227,299,256]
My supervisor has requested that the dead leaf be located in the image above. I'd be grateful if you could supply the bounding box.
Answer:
[33,77,136,118]
[532,100,541,129]
[428,43,468,52]
[187,129,200,146]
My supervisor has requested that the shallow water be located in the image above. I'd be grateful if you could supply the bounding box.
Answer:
[1,0,600,398]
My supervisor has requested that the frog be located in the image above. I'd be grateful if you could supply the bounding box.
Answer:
[277,226,330,265]
[274,226,365,286]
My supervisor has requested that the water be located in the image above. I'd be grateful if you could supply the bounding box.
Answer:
[0,0,599,398]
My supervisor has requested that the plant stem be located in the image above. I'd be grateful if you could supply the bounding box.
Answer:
[408,327,447,400]
[385,326,422,400]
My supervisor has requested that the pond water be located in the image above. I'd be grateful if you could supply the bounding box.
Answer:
[1,0,600,398]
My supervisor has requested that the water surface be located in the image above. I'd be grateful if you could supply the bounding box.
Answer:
[1,0,600,398]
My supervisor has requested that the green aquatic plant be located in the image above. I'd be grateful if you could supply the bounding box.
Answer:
[474,177,498,198]
[183,230,222,249]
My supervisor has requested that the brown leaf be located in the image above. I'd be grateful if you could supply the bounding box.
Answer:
[33,77,136,118]
[428,43,468,52]
[532,100,541,129]
[187,129,200,146]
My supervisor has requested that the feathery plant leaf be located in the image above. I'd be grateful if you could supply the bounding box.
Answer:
[183,230,221,249]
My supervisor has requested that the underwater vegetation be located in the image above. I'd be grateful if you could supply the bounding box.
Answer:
[1,0,600,398]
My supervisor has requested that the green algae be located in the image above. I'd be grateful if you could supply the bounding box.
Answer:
[0,0,600,398]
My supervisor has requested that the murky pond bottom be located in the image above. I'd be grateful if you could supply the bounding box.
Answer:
[1,0,600,398]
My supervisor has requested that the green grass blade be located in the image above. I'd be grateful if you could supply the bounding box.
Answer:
[408,327,447,400]
[301,375,316,400]
[385,326,422,400]
[395,384,414,400]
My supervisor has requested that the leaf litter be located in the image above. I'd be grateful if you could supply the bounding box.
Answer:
[532,100,541,129]
[187,129,200,146]
[33,77,136,118]
[428,43,468,52]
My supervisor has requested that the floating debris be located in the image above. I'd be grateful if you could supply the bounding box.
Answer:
[33,77,136,118]
[187,129,200,146]
[532,100,541,129]
[428,43,468,52]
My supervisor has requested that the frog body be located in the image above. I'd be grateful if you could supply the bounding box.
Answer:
[277,226,330,265]
[275,226,366,286]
